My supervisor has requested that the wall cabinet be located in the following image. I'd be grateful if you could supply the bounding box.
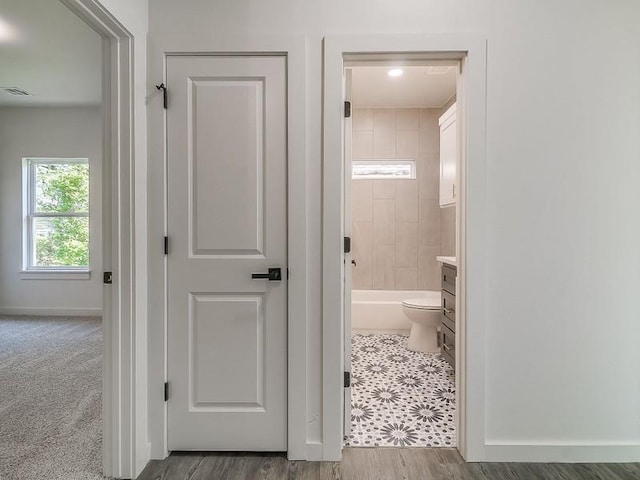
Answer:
[439,103,457,207]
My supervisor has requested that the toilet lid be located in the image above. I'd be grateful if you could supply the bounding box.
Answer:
[402,298,440,310]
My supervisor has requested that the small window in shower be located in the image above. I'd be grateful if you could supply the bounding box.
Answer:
[352,160,416,179]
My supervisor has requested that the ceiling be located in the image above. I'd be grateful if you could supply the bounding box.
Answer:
[0,0,101,107]
[351,65,456,108]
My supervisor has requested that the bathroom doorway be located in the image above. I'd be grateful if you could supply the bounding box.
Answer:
[344,61,459,448]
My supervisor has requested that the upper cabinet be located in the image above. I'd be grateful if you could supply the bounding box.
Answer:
[439,103,457,207]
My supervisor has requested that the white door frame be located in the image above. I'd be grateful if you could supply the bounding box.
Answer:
[59,1,137,477]
[147,36,307,460]
[322,34,488,461]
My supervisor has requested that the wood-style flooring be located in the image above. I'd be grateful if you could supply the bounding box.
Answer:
[137,448,640,480]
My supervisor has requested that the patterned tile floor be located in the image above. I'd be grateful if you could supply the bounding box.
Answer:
[346,334,456,448]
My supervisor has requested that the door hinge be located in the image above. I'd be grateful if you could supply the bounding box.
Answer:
[164,382,169,402]
[344,236,351,254]
[103,271,113,284]
[344,371,351,388]
[156,83,167,109]
[344,100,351,118]
[164,236,169,255]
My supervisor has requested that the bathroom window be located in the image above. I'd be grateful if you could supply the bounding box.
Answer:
[352,160,416,179]
[22,158,90,273]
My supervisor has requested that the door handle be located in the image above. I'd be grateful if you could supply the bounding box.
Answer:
[251,267,282,281]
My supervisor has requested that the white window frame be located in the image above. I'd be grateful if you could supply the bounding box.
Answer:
[21,157,91,278]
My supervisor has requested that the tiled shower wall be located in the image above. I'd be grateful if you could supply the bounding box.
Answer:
[351,107,443,291]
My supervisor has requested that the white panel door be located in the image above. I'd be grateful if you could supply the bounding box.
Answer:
[166,55,287,451]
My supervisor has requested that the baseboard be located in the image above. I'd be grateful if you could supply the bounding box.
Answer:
[0,307,102,317]
[306,442,324,461]
[482,442,640,463]
[135,442,152,478]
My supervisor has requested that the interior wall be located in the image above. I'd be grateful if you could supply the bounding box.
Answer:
[351,107,442,291]
[0,106,102,314]
[148,0,640,461]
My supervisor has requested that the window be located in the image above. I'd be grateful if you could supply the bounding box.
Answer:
[352,160,416,179]
[22,158,90,272]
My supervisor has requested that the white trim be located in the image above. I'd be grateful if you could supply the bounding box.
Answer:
[148,34,307,460]
[483,444,640,463]
[0,307,102,316]
[58,1,138,478]
[306,441,324,461]
[323,34,487,462]
[20,270,91,280]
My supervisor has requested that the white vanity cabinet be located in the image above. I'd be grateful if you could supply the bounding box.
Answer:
[439,102,457,207]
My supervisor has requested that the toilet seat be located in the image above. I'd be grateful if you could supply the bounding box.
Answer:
[402,298,440,310]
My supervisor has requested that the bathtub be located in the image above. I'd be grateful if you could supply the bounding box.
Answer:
[351,289,441,334]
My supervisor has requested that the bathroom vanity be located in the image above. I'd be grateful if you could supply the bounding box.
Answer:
[437,257,457,370]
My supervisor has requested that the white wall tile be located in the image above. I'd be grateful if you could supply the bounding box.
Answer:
[396,108,419,130]
[396,180,419,223]
[351,179,373,222]
[372,179,396,199]
[352,220,373,289]
[372,244,395,289]
[352,130,373,159]
[373,199,395,246]
[352,107,442,291]
[394,267,418,290]
[419,198,441,247]
[396,129,419,158]
[395,221,418,267]
[353,108,373,131]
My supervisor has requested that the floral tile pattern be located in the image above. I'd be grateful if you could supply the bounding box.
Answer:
[346,334,456,448]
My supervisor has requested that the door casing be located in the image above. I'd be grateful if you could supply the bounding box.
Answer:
[323,34,488,462]
[147,37,308,460]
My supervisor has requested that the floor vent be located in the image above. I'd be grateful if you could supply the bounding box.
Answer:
[1,87,34,96]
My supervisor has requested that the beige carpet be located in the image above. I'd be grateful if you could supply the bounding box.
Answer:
[0,316,103,480]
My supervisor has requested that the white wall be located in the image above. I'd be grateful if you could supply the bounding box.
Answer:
[148,0,640,462]
[0,107,102,314]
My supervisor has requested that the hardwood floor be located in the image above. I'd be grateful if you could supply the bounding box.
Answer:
[137,448,640,480]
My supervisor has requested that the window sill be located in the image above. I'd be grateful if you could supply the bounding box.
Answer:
[20,270,91,280]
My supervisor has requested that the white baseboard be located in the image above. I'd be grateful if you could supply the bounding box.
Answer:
[306,442,324,461]
[482,443,640,463]
[0,307,102,317]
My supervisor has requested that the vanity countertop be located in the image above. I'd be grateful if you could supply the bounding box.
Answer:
[436,256,457,267]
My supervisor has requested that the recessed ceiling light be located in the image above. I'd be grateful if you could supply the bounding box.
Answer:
[387,68,403,77]
[0,17,17,42]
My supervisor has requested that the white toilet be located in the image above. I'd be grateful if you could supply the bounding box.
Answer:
[402,298,441,352]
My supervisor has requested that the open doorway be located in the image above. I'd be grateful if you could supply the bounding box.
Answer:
[344,61,459,448]
[0,1,105,477]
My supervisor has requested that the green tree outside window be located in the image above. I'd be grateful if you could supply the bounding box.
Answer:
[26,160,90,268]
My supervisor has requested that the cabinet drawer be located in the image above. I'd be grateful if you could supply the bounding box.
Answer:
[442,290,455,328]
[442,312,455,334]
[442,265,456,294]
[441,324,455,370]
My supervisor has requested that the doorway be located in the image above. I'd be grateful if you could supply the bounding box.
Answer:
[322,34,488,461]
[344,62,458,448]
